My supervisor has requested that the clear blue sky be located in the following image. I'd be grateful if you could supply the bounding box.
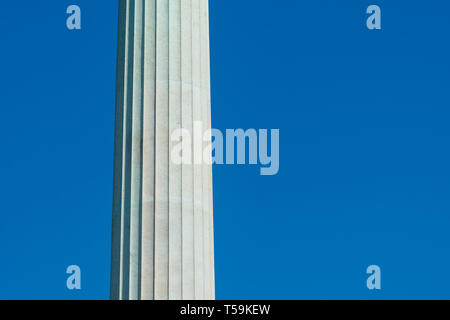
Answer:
[1,0,450,299]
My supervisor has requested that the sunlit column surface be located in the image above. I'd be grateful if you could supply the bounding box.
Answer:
[110,0,215,300]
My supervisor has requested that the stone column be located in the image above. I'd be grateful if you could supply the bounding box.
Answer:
[110,0,215,300]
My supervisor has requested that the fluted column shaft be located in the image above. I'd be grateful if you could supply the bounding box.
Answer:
[111,0,215,300]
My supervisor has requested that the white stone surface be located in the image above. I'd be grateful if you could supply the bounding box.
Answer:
[111,0,215,300]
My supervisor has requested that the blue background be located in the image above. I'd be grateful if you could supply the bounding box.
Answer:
[1,0,450,299]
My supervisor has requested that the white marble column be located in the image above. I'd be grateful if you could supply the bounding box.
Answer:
[110,0,215,300]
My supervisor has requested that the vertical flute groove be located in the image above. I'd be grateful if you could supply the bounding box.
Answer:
[141,0,156,300]
[168,0,183,300]
[111,0,127,301]
[129,0,144,300]
[121,0,135,300]
[181,0,195,300]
